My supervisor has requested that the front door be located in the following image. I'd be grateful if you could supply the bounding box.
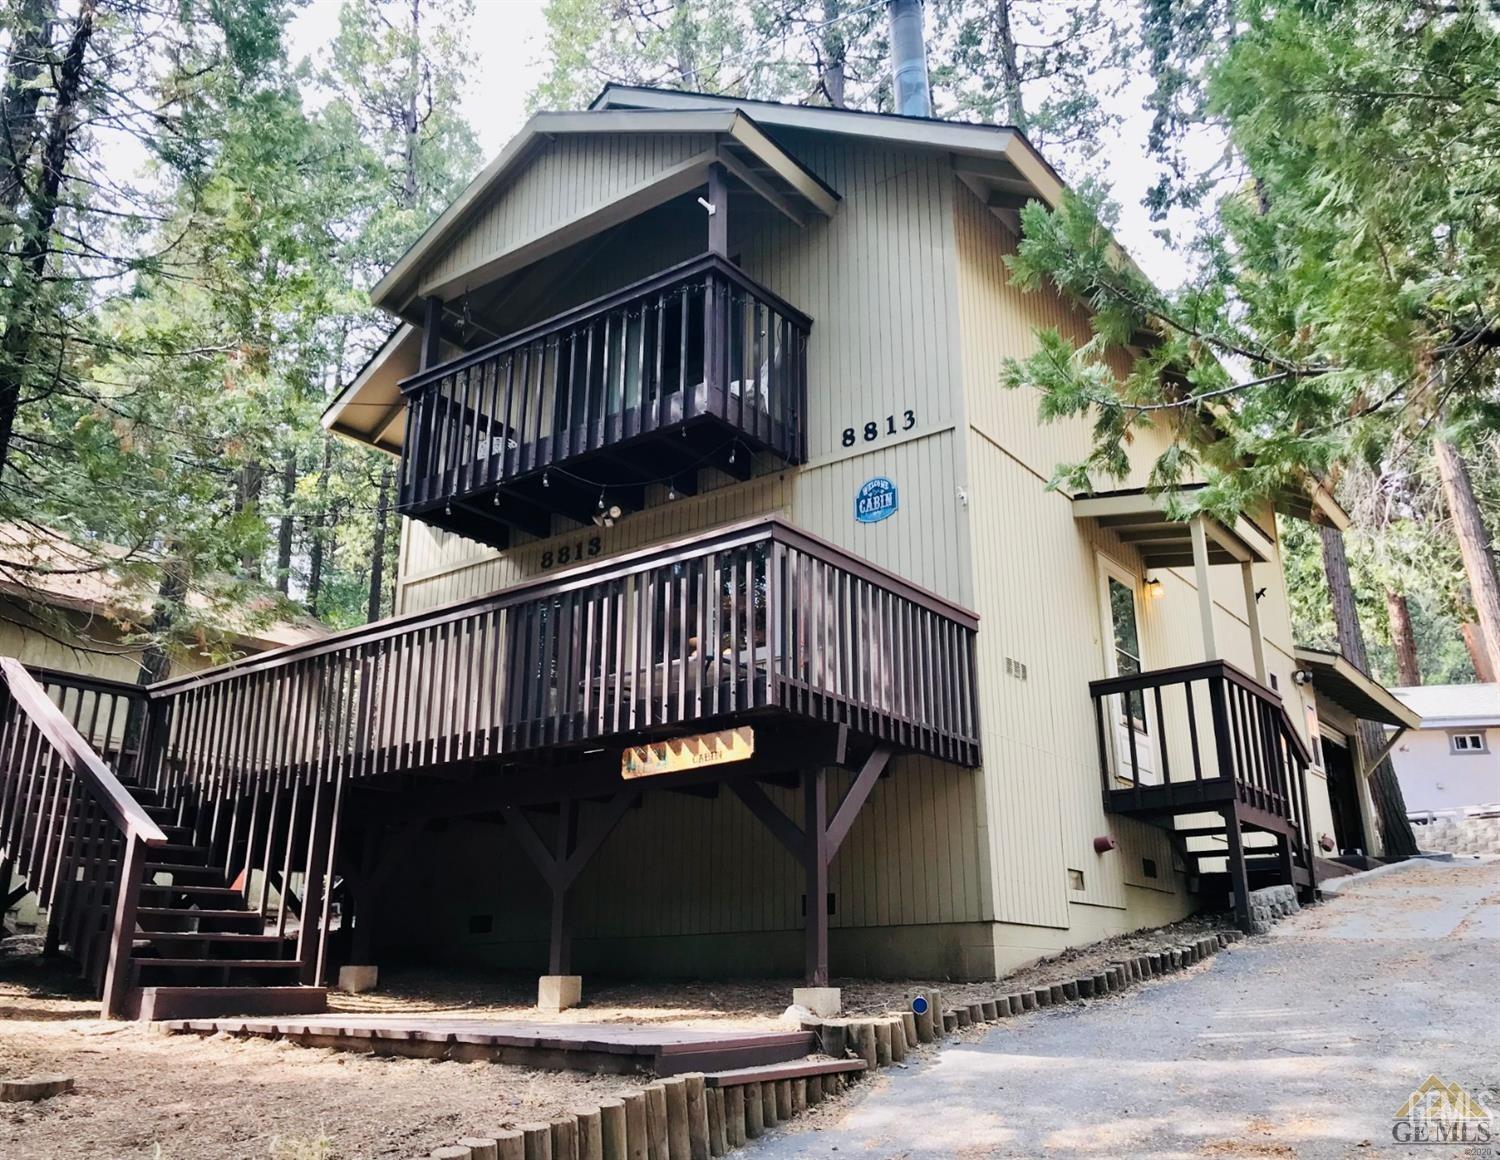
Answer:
[1099,559,1157,784]
[1322,734,1367,855]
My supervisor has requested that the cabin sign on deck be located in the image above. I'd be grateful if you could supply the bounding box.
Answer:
[622,726,756,779]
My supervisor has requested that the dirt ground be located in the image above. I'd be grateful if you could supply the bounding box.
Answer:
[0,911,1234,1159]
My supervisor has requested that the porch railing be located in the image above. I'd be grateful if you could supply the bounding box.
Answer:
[1088,659,1313,833]
[148,517,980,792]
[397,253,810,517]
[0,659,166,1015]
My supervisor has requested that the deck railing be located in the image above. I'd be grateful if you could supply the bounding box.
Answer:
[397,254,810,517]
[1089,659,1313,832]
[148,518,980,793]
[0,660,166,1015]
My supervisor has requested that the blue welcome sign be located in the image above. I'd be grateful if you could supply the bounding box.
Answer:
[855,477,899,523]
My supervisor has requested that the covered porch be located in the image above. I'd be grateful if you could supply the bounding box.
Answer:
[1074,487,1317,929]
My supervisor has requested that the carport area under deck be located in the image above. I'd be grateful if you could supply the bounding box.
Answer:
[152,517,982,1008]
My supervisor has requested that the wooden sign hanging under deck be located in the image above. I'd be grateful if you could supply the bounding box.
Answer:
[622,726,756,779]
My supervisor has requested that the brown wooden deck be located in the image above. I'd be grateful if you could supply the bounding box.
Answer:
[163,1014,817,1076]
[6,516,981,1017]
[1089,659,1318,927]
[399,254,810,548]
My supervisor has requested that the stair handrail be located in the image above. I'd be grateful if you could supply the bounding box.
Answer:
[1,657,167,1017]
[0,658,166,845]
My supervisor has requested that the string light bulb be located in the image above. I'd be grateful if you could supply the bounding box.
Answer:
[542,470,551,488]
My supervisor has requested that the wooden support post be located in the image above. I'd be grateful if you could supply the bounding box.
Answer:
[725,1085,747,1147]
[504,791,637,978]
[743,1082,763,1139]
[803,766,829,986]
[1222,805,1252,933]
[682,1074,710,1160]
[705,1084,726,1158]
[621,1090,649,1160]
[420,295,444,370]
[644,1084,670,1160]
[730,738,890,986]
[101,833,147,1019]
[706,164,729,257]
[552,1115,580,1160]
[575,1106,603,1160]
[661,1075,690,1160]
[550,800,578,976]
[1191,517,1218,661]
[599,1098,628,1160]
[521,1122,554,1160]
[296,775,337,985]
[1241,562,1268,684]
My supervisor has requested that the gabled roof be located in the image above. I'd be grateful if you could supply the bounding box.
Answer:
[1390,682,1500,730]
[370,106,839,316]
[322,324,417,455]
[591,84,1067,217]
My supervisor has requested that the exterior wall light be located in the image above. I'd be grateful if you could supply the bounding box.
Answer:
[1144,577,1166,600]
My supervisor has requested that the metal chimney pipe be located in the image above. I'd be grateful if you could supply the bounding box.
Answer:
[887,0,932,118]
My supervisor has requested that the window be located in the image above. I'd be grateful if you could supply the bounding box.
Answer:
[1107,576,1146,728]
[1450,732,1489,755]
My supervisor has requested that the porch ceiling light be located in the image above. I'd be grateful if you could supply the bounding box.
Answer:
[1144,577,1166,600]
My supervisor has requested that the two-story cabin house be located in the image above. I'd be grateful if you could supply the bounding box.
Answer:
[0,85,1359,1020]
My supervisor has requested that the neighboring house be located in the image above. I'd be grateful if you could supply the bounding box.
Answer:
[1290,648,1422,859]
[0,523,326,937]
[4,84,1375,1019]
[0,521,328,685]
[1388,684,1500,814]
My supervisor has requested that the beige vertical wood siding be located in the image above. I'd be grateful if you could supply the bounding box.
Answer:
[385,140,1330,965]
[419,133,716,294]
[394,136,988,938]
[954,179,1324,930]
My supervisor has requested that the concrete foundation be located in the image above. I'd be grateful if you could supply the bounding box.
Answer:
[792,987,841,1017]
[337,965,379,994]
[538,974,582,1012]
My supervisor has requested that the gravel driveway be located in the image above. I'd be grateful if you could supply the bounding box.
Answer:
[757,857,1500,1159]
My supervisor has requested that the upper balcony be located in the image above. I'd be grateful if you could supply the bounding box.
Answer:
[395,255,810,548]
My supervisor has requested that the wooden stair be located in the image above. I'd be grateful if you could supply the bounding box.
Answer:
[16,774,329,1019]
[118,786,326,1018]
[1168,805,1317,912]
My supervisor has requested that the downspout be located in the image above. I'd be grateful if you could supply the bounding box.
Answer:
[887,0,932,117]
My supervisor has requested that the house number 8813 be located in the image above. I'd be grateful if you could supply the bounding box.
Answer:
[842,410,916,447]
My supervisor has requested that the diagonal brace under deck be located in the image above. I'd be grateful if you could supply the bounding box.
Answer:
[730,740,893,986]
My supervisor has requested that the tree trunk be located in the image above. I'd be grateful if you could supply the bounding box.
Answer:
[236,460,264,579]
[1385,590,1421,686]
[401,0,421,206]
[0,0,96,482]
[1461,622,1495,682]
[306,441,332,617]
[137,558,186,686]
[992,0,1024,127]
[820,0,846,107]
[367,463,392,622]
[1433,437,1500,686]
[276,451,296,594]
[1319,523,1417,858]
[0,0,54,216]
